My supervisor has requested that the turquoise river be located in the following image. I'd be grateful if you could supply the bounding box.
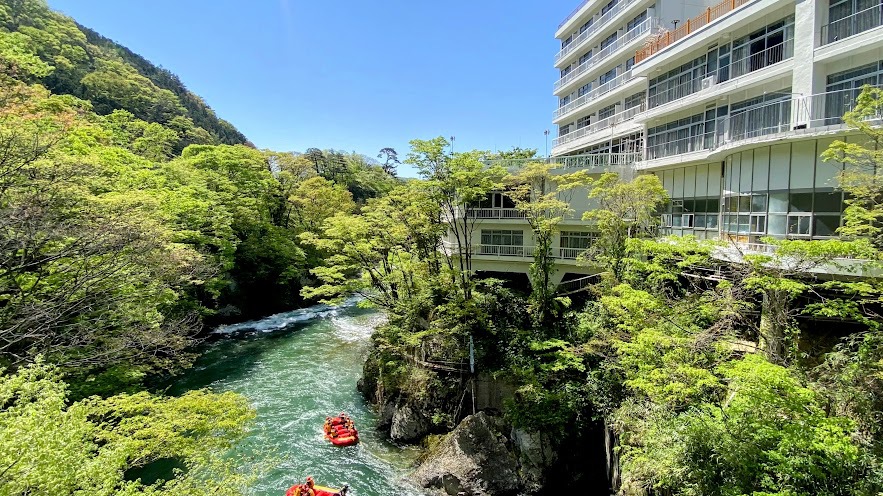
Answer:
[167,301,427,496]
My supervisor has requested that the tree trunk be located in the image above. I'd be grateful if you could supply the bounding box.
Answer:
[759,289,791,363]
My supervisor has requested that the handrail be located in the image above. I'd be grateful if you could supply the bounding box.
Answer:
[821,4,883,45]
[555,0,639,63]
[641,86,883,164]
[559,0,592,29]
[482,152,641,171]
[648,40,792,108]
[555,69,635,119]
[466,208,526,219]
[555,18,656,92]
[553,104,643,147]
[635,0,753,64]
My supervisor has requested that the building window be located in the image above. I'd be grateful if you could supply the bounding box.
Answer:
[580,18,593,34]
[825,62,883,124]
[600,32,618,50]
[579,50,593,65]
[648,54,707,108]
[559,95,571,108]
[601,0,618,15]
[560,231,596,259]
[599,67,618,85]
[826,0,883,43]
[560,66,572,79]
[624,92,644,110]
[647,110,718,159]
[627,11,647,31]
[559,125,572,137]
[577,115,591,129]
[578,82,593,97]
[728,90,793,141]
[598,104,617,120]
[730,16,794,78]
[480,230,524,256]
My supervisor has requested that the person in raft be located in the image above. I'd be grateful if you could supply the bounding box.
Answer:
[285,477,315,496]
[323,417,333,434]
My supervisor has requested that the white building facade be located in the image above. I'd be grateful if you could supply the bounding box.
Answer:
[457,0,883,287]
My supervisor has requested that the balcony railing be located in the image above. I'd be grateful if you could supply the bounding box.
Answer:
[821,4,883,45]
[478,244,535,257]
[483,152,641,171]
[554,104,643,147]
[555,70,635,120]
[559,247,587,259]
[802,86,883,127]
[556,0,639,63]
[555,18,656,92]
[467,208,526,219]
[635,0,753,64]
[641,87,882,163]
[559,0,592,29]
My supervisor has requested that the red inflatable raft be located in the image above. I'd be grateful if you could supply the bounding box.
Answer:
[285,483,348,496]
[323,414,359,447]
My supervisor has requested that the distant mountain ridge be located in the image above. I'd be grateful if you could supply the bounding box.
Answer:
[0,0,250,147]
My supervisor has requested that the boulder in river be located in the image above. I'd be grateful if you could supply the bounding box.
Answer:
[390,404,432,443]
[412,411,522,496]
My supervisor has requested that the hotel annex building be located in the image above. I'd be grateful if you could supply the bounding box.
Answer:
[459,0,883,288]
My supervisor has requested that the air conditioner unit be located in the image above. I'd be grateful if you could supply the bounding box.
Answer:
[701,75,716,89]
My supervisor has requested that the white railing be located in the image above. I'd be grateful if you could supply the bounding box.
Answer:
[554,104,643,147]
[646,132,714,160]
[559,247,587,259]
[555,0,640,63]
[483,152,641,171]
[559,0,592,29]
[802,86,883,128]
[554,18,656,92]
[467,208,526,219]
[727,98,792,142]
[555,70,635,120]
[478,244,535,257]
[641,87,883,163]
[821,4,883,45]
[647,40,793,109]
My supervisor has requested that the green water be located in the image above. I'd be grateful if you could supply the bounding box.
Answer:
[168,302,426,496]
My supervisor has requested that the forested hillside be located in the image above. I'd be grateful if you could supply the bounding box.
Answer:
[0,1,403,492]
[0,0,248,151]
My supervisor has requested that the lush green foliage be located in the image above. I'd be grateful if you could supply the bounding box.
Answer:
[0,360,255,495]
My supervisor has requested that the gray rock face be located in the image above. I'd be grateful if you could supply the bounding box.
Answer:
[412,412,522,496]
[510,428,556,493]
[390,404,432,443]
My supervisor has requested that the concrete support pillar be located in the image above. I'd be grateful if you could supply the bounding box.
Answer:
[792,0,828,127]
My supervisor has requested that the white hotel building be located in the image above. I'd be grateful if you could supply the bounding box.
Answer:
[460,0,883,287]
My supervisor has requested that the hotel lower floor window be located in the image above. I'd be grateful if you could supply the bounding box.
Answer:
[787,214,812,236]
[480,230,524,256]
[560,231,596,258]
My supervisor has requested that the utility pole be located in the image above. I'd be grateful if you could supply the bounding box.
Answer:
[544,129,550,158]
[450,136,456,155]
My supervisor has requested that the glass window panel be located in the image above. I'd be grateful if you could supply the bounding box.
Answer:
[789,192,814,212]
[768,215,787,235]
[738,196,751,212]
[706,214,719,229]
[769,192,789,212]
[751,194,768,212]
[813,191,843,212]
[695,214,706,228]
[814,215,841,237]
[738,215,750,234]
[705,198,720,213]
[683,199,696,212]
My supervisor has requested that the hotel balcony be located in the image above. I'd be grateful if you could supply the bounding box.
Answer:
[443,242,587,263]
[820,5,883,46]
[640,39,793,121]
[636,87,883,170]
[552,106,643,154]
[483,151,641,173]
[554,69,644,123]
[554,17,657,96]
[555,0,644,68]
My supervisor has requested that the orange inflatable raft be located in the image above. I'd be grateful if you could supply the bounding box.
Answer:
[323,414,359,447]
[285,483,348,496]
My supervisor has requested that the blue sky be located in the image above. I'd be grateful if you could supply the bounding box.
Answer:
[47,0,576,176]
